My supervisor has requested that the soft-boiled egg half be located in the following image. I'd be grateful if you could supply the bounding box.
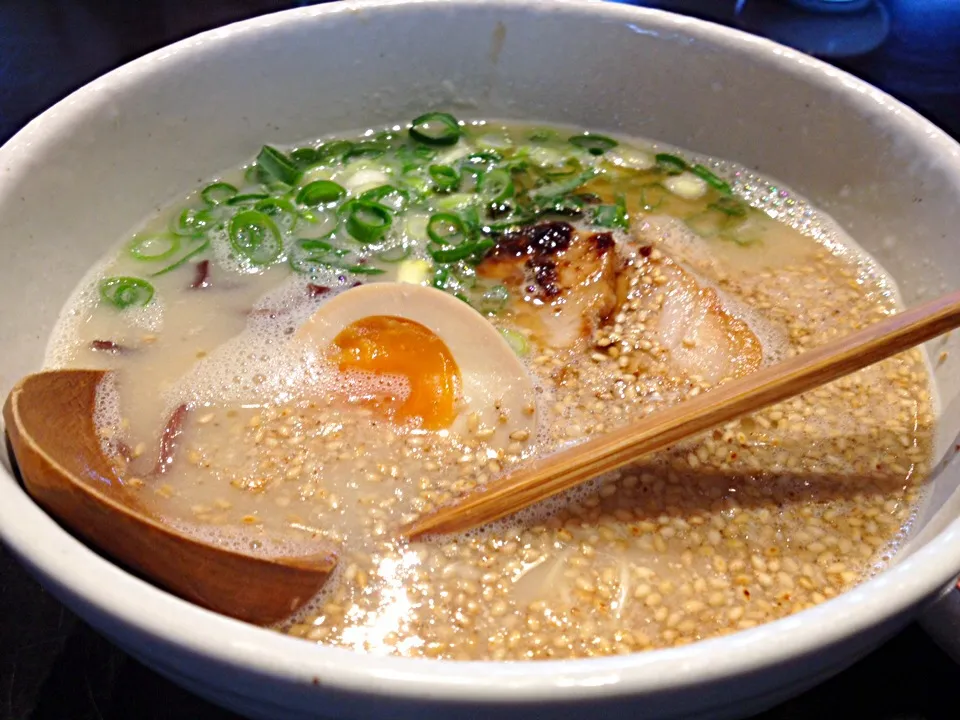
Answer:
[296,283,538,444]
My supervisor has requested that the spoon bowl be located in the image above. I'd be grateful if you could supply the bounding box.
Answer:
[3,369,337,625]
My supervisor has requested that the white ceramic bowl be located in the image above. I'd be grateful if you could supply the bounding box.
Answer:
[2,2,960,718]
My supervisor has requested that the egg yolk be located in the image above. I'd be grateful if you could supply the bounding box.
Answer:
[331,315,461,430]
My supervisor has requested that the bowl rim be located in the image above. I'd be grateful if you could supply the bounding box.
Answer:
[1,0,960,704]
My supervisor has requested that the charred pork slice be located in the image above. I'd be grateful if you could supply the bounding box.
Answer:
[478,222,620,350]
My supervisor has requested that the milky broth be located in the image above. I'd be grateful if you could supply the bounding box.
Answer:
[44,119,934,659]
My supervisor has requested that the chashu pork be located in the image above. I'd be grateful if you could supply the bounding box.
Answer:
[478,221,620,350]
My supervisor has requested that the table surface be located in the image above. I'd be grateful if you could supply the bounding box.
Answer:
[1,1,959,718]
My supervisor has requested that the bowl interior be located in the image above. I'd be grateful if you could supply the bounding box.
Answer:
[1,0,960,703]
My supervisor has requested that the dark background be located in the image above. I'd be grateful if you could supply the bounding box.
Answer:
[1,0,959,718]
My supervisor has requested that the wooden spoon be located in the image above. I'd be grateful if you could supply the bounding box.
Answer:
[3,369,337,625]
[400,289,960,540]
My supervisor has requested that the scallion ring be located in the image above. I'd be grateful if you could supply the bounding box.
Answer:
[432,266,450,290]
[297,180,346,207]
[344,200,393,244]
[229,210,283,265]
[151,240,210,277]
[99,276,154,309]
[200,182,238,206]
[429,164,461,193]
[343,141,388,163]
[173,208,216,237]
[478,169,515,204]
[691,164,733,195]
[315,140,354,163]
[360,184,409,212]
[480,284,510,313]
[128,234,181,262]
[655,153,687,175]
[254,197,298,220]
[708,197,748,217]
[345,264,387,275]
[409,112,462,146]
[427,212,469,246]
[256,145,302,186]
[226,193,270,206]
[429,239,493,265]
[569,134,618,155]
[290,147,322,168]
[592,194,629,230]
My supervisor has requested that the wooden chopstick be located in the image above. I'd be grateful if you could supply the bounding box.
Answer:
[399,288,960,540]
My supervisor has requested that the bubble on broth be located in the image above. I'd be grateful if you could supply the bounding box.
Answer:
[92,371,123,459]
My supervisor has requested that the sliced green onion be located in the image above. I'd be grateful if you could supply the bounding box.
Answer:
[344,200,392,244]
[343,141,388,163]
[432,266,450,290]
[529,169,597,208]
[297,180,346,207]
[655,153,687,175]
[537,194,586,217]
[429,164,461,192]
[708,196,748,217]
[128,234,181,261]
[469,238,495,262]
[409,112,462,146]
[499,328,529,356]
[226,193,270,206]
[396,143,438,172]
[254,197,297,218]
[569,133,618,155]
[480,284,509,313]
[528,128,559,142]
[427,213,469,246]
[435,193,477,212]
[257,145,302,186]
[344,264,387,275]
[316,140,354,163]
[201,182,238,206]
[229,210,283,265]
[459,206,482,237]
[266,180,293,195]
[298,238,336,254]
[483,209,538,234]
[691,164,733,195]
[428,242,476,263]
[479,169,515,204]
[639,183,667,212]
[430,239,493,264]
[290,147,322,168]
[289,237,339,273]
[592,194,629,230]
[245,164,266,185]
[151,240,210,277]
[377,244,412,263]
[174,208,216,236]
[460,151,502,175]
[360,184,409,213]
[476,133,512,152]
[539,156,582,179]
[99,276,154,309]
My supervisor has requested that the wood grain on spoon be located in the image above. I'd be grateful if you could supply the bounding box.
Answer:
[400,288,960,540]
[3,369,337,625]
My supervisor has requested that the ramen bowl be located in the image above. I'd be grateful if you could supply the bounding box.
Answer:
[1,1,960,718]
